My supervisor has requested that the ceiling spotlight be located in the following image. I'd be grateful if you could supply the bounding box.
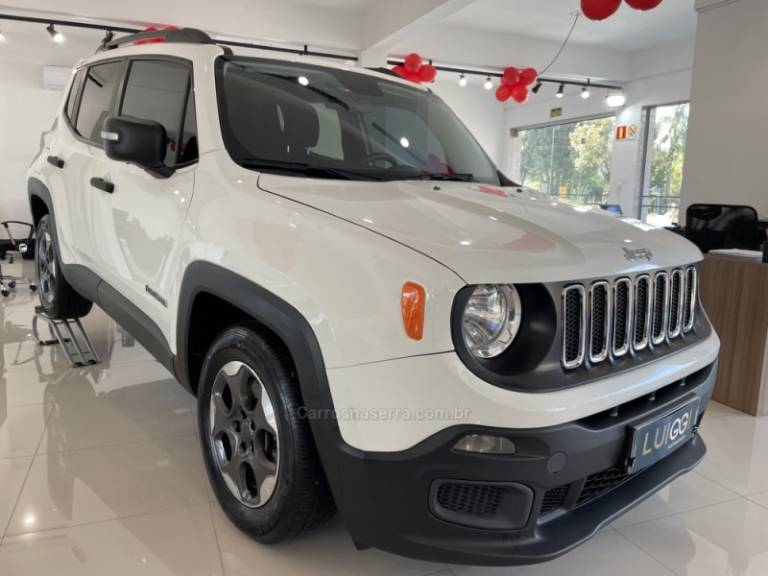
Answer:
[532,81,542,94]
[47,23,65,43]
[484,77,494,91]
[556,83,565,98]
[581,82,591,100]
[459,74,467,87]
[0,30,6,43]
[298,75,309,86]
[606,91,627,107]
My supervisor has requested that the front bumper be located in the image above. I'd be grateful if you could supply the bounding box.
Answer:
[319,360,717,566]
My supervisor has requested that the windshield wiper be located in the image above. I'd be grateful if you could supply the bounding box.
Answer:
[239,159,384,181]
[407,172,476,182]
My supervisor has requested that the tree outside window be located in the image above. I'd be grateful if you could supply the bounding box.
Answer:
[516,116,615,206]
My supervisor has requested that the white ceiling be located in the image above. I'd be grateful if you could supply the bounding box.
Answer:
[443,0,697,51]
[293,0,375,11]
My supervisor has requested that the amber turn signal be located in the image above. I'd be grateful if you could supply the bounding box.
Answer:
[401,282,426,341]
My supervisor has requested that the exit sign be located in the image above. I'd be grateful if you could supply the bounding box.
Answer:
[616,123,638,141]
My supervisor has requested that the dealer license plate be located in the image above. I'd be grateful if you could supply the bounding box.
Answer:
[627,398,700,474]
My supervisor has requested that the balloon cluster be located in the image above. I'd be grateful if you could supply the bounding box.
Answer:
[581,0,663,21]
[392,53,438,84]
[495,67,538,104]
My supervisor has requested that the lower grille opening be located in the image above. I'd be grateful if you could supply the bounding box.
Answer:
[436,482,504,517]
[430,480,535,530]
[575,468,629,507]
[540,485,569,515]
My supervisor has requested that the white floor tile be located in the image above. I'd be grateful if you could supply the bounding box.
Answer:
[697,414,768,495]
[611,471,739,529]
[0,457,32,537]
[38,364,195,453]
[211,502,448,576]
[0,404,47,459]
[705,401,749,418]
[452,529,674,576]
[749,491,768,510]
[619,499,768,576]
[0,505,223,576]
[6,436,209,535]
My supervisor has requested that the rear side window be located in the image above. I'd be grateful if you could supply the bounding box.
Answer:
[120,60,195,165]
[65,69,85,124]
[75,61,123,142]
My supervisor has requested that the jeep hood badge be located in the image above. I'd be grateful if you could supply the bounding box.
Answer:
[623,247,654,262]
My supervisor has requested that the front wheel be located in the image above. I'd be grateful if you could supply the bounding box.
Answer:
[198,325,334,542]
[35,214,92,319]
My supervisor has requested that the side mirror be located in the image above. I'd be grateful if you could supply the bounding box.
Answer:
[102,116,173,178]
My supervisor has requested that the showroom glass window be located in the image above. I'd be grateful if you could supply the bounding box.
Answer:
[215,57,501,184]
[75,61,123,142]
[639,103,690,226]
[509,116,615,206]
[120,60,197,165]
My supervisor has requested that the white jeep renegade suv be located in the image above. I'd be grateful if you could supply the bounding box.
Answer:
[28,28,720,566]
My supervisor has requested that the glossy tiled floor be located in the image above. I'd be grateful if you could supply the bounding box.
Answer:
[1,260,768,575]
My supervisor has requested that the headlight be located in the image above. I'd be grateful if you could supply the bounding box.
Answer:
[461,284,522,359]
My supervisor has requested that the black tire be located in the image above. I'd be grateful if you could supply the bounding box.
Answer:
[35,214,92,319]
[198,325,335,542]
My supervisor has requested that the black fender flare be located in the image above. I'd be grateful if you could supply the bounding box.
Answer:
[175,261,363,522]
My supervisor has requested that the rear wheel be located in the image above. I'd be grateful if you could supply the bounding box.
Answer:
[35,214,92,319]
[198,325,334,542]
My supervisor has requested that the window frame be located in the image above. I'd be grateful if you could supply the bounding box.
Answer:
[637,100,690,223]
[116,56,197,167]
[69,57,128,148]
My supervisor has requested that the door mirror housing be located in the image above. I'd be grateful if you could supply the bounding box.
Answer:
[102,116,174,178]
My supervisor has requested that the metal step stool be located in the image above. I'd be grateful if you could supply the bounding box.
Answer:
[32,306,100,367]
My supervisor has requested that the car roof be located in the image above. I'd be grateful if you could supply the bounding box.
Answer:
[78,40,428,92]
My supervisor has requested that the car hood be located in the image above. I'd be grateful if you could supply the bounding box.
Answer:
[258,174,701,284]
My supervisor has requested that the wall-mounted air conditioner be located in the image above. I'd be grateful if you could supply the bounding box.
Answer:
[42,66,73,91]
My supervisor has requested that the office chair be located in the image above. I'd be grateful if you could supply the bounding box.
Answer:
[0,221,37,297]
[684,204,767,253]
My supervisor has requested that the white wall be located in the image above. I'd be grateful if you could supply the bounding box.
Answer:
[682,0,768,217]
[502,36,695,218]
[431,77,506,165]
[0,26,101,223]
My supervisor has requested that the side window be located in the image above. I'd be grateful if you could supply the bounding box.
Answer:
[178,87,198,164]
[120,60,194,165]
[65,69,85,125]
[75,61,123,142]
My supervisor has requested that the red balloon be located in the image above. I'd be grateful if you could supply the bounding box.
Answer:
[502,67,520,86]
[511,83,529,104]
[495,84,513,102]
[392,64,407,78]
[418,64,437,83]
[520,67,538,86]
[624,0,663,10]
[404,71,422,84]
[404,53,423,73]
[581,0,622,20]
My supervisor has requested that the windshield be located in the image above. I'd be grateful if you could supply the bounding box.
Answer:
[215,56,503,184]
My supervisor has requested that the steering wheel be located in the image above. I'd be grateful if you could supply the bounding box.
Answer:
[361,152,400,168]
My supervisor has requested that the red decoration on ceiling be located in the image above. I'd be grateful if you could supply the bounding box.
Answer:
[393,53,438,84]
[581,0,622,21]
[581,0,663,21]
[624,0,663,10]
[496,66,537,104]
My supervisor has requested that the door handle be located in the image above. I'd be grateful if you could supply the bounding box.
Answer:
[90,177,115,194]
[47,155,65,169]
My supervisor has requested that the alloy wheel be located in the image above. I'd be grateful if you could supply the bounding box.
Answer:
[209,360,280,508]
[36,230,56,307]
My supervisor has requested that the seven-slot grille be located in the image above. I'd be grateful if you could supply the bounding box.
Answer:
[562,266,698,370]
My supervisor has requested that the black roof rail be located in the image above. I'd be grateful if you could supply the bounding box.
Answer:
[98,27,215,52]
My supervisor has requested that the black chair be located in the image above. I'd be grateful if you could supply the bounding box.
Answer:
[0,221,36,297]
[684,204,768,253]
